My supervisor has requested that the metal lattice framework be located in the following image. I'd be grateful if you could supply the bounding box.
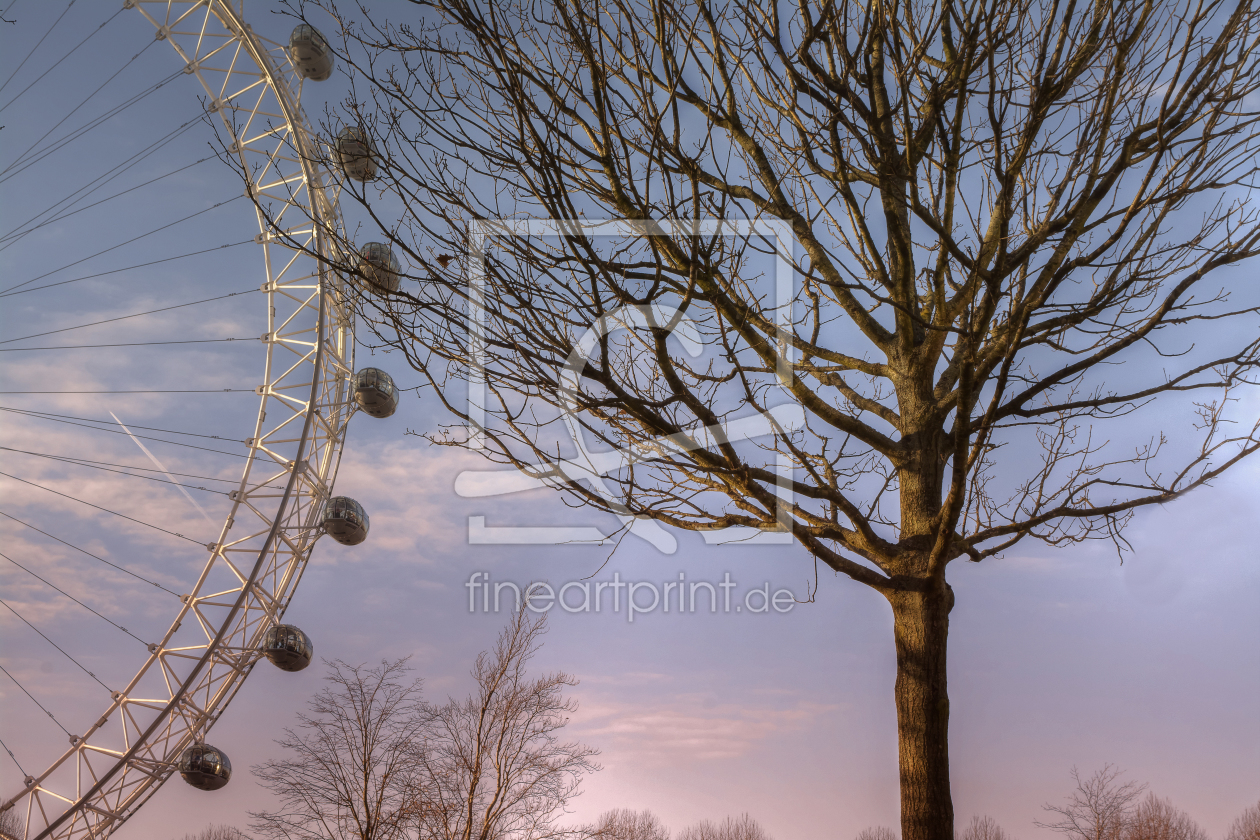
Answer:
[1,2,356,836]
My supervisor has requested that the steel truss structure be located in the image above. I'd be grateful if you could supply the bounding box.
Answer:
[1,2,355,836]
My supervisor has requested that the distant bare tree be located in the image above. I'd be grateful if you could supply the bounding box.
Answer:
[250,612,595,840]
[855,828,899,840]
[1038,765,1146,840]
[411,610,599,840]
[1124,794,1207,840]
[175,827,252,840]
[957,815,1011,840]
[264,1,1260,837]
[1225,803,1260,840]
[676,815,771,840]
[251,659,426,840]
[591,809,671,840]
[0,813,250,840]
[0,808,21,840]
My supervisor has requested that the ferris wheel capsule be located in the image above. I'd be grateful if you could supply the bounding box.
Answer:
[322,496,369,545]
[177,743,232,791]
[334,126,377,182]
[359,242,401,293]
[260,624,314,672]
[353,367,399,418]
[288,24,334,81]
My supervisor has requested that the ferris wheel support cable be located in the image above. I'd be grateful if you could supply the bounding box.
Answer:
[0,90,197,237]
[0,407,251,444]
[0,409,266,459]
[0,287,256,345]
[0,447,240,484]
[0,243,252,300]
[0,6,122,115]
[0,471,210,545]
[0,389,257,394]
[1,36,161,179]
[0,663,72,738]
[0,195,244,294]
[0,0,73,97]
[1,152,213,245]
[0,551,154,646]
[0,338,252,350]
[0,449,234,495]
[0,66,187,183]
[0,599,115,692]
[0,737,28,777]
[0,510,182,596]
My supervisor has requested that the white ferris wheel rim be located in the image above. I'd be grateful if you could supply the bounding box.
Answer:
[1,2,356,836]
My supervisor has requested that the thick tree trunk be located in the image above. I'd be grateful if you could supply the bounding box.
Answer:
[888,582,954,840]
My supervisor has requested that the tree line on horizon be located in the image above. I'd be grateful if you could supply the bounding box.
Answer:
[157,794,1260,840]
[2,611,1249,840]
[125,610,1255,840]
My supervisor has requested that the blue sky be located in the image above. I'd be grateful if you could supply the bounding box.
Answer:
[0,3,1257,839]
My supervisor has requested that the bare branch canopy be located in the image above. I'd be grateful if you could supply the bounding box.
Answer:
[253,0,1260,836]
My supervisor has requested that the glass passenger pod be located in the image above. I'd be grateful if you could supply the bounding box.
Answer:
[261,624,314,672]
[334,126,377,182]
[353,367,399,418]
[288,24,334,81]
[178,743,232,791]
[322,496,369,545]
[358,242,401,294]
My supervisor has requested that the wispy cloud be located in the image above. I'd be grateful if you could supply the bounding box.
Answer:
[573,688,839,763]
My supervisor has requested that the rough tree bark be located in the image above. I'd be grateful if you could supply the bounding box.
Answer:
[890,583,954,834]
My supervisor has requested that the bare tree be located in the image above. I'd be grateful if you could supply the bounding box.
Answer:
[251,659,427,840]
[0,808,22,840]
[957,816,1010,840]
[411,609,599,840]
[590,809,671,840]
[1038,765,1147,840]
[856,829,900,840]
[263,0,1260,836]
[1226,803,1260,840]
[250,613,595,840]
[174,827,252,840]
[675,815,771,840]
[1124,793,1207,840]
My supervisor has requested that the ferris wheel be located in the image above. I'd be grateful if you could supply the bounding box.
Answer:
[0,2,404,837]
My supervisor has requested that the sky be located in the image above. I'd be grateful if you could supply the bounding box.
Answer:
[0,2,1257,840]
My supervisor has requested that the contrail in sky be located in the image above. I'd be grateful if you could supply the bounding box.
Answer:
[109,411,214,524]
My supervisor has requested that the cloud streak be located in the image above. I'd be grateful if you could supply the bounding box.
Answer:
[109,410,213,523]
